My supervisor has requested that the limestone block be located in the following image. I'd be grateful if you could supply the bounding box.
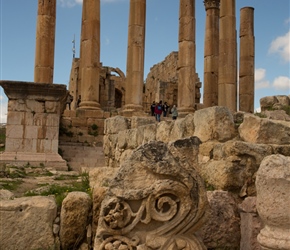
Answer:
[156,120,174,143]
[117,128,140,150]
[239,197,263,250]
[256,154,290,250]
[6,124,24,138]
[260,96,278,111]
[130,116,155,129]
[71,117,87,127]
[0,189,14,200]
[94,141,208,249]
[0,196,57,250]
[26,99,45,113]
[239,114,290,144]
[45,101,59,113]
[104,115,129,135]
[170,114,195,141]
[7,111,25,125]
[5,138,23,152]
[33,113,48,126]
[46,114,60,127]
[60,192,92,250]
[8,99,26,112]
[194,106,236,142]
[103,134,118,159]
[276,95,290,106]
[198,191,240,249]
[264,110,290,121]
[139,123,157,144]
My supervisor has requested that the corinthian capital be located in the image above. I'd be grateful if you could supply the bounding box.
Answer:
[204,0,220,10]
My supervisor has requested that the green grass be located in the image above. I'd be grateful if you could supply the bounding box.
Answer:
[0,179,23,191]
[25,172,91,208]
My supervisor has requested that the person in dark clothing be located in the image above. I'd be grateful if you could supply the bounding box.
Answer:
[150,101,156,116]
[163,102,169,117]
[154,101,163,122]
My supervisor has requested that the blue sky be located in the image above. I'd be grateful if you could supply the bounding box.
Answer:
[0,0,289,122]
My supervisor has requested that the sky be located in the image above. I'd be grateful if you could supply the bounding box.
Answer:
[0,0,289,123]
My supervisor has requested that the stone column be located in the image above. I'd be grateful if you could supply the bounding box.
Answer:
[34,0,56,84]
[218,0,237,112]
[122,0,146,116]
[78,0,101,110]
[256,154,290,250]
[239,7,255,113]
[178,0,196,117]
[203,0,220,108]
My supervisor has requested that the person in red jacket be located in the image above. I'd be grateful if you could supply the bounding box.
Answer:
[155,101,163,122]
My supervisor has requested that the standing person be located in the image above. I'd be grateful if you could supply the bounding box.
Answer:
[171,105,178,120]
[150,101,156,116]
[66,93,73,110]
[154,101,163,122]
[77,95,81,107]
[163,102,169,117]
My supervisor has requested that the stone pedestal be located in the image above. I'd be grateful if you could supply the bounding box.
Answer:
[256,154,290,250]
[0,81,67,170]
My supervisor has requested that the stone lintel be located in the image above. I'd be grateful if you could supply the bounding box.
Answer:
[0,80,67,101]
[0,152,67,171]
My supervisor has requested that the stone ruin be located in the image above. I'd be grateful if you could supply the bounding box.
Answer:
[0,0,289,249]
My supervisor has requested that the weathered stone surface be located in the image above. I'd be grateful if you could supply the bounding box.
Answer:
[194,106,236,142]
[198,140,272,194]
[264,109,290,121]
[60,191,92,250]
[260,95,289,111]
[239,197,262,250]
[94,141,208,249]
[239,114,290,144]
[0,196,57,250]
[104,115,129,134]
[198,190,240,249]
[256,154,290,250]
[0,189,14,200]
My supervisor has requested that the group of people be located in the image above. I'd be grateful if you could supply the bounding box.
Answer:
[150,101,178,122]
[66,93,81,110]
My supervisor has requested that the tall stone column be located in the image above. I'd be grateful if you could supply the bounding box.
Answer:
[203,0,220,108]
[123,0,146,116]
[79,0,101,110]
[218,0,237,112]
[178,0,196,117]
[34,0,56,84]
[239,7,255,113]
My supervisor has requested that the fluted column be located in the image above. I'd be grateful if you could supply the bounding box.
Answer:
[203,0,220,107]
[79,0,101,110]
[34,0,56,84]
[239,7,255,113]
[218,0,237,112]
[123,0,146,116]
[178,0,196,117]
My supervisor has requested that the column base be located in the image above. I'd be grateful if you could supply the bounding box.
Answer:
[257,226,290,250]
[79,101,101,110]
[0,152,68,171]
[177,107,196,118]
[121,104,147,117]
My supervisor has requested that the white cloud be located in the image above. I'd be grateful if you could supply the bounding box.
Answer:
[57,0,82,8]
[273,76,290,91]
[255,68,266,82]
[269,31,290,62]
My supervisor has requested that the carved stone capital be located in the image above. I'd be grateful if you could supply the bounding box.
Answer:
[203,0,220,10]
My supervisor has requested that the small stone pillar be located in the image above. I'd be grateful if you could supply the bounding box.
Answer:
[34,0,56,84]
[203,0,220,108]
[0,80,67,170]
[122,0,146,117]
[178,0,196,117]
[239,7,255,113]
[79,0,101,110]
[256,154,290,250]
[218,0,237,112]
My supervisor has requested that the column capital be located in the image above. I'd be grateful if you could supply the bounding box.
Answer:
[203,0,220,10]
